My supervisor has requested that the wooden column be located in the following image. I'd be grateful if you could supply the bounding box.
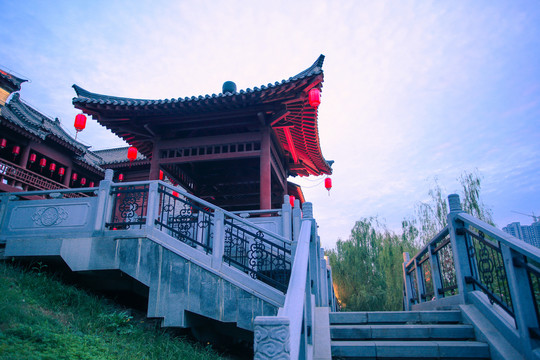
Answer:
[63,166,72,187]
[19,145,31,168]
[260,127,271,210]
[148,141,160,180]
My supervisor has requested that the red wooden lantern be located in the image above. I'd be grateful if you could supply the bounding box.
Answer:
[325,177,332,195]
[74,114,87,139]
[72,173,78,182]
[0,138,6,149]
[12,145,20,156]
[58,167,65,176]
[159,170,164,180]
[289,195,295,207]
[39,158,47,168]
[80,177,87,186]
[118,173,124,182]
[172,191,179,197]
[29,153,37,163]
[89,181,95,188]
[127,146,137,165]
[49,163,56,173]
[308,88,321,108]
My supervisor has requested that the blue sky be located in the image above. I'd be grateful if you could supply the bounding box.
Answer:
[1,1,539,248]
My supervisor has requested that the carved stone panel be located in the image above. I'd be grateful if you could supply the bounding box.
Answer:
[8,202,92,230]
[254,316,290,360]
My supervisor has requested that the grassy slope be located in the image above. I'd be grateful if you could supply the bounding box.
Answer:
[0,261,225,360]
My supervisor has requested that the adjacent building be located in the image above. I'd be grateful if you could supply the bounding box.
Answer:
[503,220,540,248]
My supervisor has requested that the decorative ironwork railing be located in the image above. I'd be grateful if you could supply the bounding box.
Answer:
[223,215,291,292]
[404,194,540,356]
[106,184,149,230]
[155,185,213,253]
[404,227,457,304]
[0,158,71,192]
[462,227,514,317]
[104,181,292,292]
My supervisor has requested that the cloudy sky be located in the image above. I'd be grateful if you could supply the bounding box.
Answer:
[1,1,539,248]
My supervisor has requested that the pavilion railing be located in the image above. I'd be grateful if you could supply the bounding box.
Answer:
[403,194,540,358]
[0,158,71,193]
[103,176,292,292]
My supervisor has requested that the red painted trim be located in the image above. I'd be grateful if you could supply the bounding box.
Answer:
[284,127,298,164]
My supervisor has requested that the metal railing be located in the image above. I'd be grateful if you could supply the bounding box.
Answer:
[103,178,293,292]
[403,194,540,358]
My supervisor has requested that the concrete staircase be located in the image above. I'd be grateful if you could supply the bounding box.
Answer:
[330,310,490,359]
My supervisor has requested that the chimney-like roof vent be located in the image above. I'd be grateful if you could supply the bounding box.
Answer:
[222,81,237,94]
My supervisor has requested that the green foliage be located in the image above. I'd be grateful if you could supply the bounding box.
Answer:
[0,261,224,360]
[404,170,494,245]
[326,218,417,311]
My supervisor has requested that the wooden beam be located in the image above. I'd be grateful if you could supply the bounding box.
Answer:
[158,150,261,164]
[269,109,291,126]
[283,127,298,163]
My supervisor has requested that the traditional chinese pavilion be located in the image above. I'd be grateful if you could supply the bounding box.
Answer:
[73,55,333,211]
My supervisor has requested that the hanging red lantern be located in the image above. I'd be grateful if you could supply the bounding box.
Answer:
[0,138,6,149]
[89,181,95,188]
[49,163,56,173]
[12,145,20,156]
[58,167,65,176]
[159,170,164,180]
[308,88,321,108]
[29,153,37,163]
[289,195,295,207]
[39,158,47,168]
[118,173,124,182]
[74,114,87,139]
[172,191,179,197]
[72,173,78,182]
[127,146,137,164]
[325,177,332,195]
[80,177,87,186]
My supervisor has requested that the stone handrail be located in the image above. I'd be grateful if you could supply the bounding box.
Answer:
[403,194,540,359]
[254,220,313,360]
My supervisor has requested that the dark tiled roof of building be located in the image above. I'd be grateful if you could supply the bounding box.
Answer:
[0,93,104,173]
[0,69,27,93]
[72,55,325,108]
[93,146,147,165]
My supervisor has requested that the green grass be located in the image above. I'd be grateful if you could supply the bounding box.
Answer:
[0,260,226,360]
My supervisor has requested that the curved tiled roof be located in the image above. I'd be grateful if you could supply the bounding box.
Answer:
[73,55,324,108]
[0,93,104,174]
[73,55,332,176]
[0,69,27,93]
[93,146,147,165]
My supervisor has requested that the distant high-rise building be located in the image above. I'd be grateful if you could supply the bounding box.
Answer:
[503,221,540,248]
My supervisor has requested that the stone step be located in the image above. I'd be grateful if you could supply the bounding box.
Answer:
[331,324,475,341]
[331,340,490,359]
[330,310,462,325]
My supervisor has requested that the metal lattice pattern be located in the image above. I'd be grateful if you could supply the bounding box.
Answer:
[419,254,434,301]
[408,267,419,304]
[107,185,149,229]
[525,260,540,327]
[155,186,213,253]
[465,228,514,317]
[223,217,291,292]
[435,237,458,297]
